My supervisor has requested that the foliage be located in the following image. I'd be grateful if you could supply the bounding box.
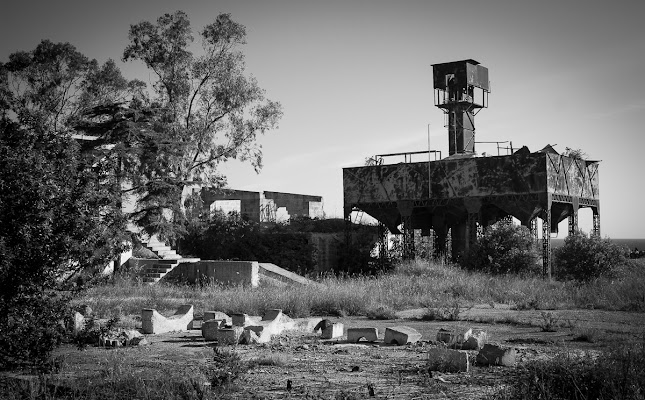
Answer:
[209,347,251,387]
[563,147,588,160]
[461,223,539,275]
[114,11,281,241]
[0,294,70,371]
[74,316,120,350]
[365,304,397,320]
[181,211,315,274]
[553,231,630,281]
[501,344,645,400]
[0,122,127,370]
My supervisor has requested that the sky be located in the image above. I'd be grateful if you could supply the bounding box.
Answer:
[1,0,644,238]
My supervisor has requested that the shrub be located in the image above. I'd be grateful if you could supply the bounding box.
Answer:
[553,231,629,281]
[462,223,539,275]
[0,294,70,371]
[502,344,645,399]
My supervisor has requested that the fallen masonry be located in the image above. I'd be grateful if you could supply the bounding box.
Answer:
[347,327,379,343]
[322,323,344,339]
[384,326,422,345]
[142,304,194,334]
[437,327,488,350]
[476,343,517,366]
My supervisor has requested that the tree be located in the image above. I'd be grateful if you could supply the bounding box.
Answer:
[0,120,128,369]
[553,231,629,281]
[461,223,539,275]
[112,11,281,241]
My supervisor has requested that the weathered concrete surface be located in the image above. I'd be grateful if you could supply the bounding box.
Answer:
[202,320,223,341]
[171,261,260,287]
[258,263,318,286]
[427,348,470,372]
[322,323,344,339]
[142,305,194,334]
[437,327,487,350]
[347,328,378,343]
[204,311,231,325]
[384,326,422,345]
[217,327,245,345]
[476,344,517,366]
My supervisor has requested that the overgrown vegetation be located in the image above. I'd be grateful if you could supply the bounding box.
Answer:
[80,258,645,320]
[553,230,631,281]
[181,212,379,275]
[461,223,539,275]
[500,343,645,399]
[0,122,127,371]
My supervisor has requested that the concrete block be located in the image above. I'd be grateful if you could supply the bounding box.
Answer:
[142,304,194,334]
[384,326,422,345]
[217,327,244,345]
[437,327,487,350]
[322,323,344,339]
[463,329,487,350]
[347,327,378,343]
[71,312,85,335]
[232,313,249,326]
[204,311,231,325]
[262,309,283,321]
[202,320,222,341]
[476,344,516,366]
[427,348,470,372]
[240,329,260,344]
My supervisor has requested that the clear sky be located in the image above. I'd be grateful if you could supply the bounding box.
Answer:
[2,0,644,238]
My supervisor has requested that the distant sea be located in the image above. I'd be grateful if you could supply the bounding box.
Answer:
[551,238,645,252]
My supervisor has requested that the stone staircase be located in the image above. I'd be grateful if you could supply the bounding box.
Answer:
[139,235,199,284]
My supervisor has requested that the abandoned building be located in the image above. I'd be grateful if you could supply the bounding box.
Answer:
[343,59,600,276]
[199,189,324,222]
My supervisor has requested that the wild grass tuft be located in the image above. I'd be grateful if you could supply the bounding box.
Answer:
[499,343,645,399]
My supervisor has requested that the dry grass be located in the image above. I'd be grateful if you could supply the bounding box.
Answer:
[76,259,645,320]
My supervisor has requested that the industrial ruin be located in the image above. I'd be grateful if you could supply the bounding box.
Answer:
[343,59,600,276]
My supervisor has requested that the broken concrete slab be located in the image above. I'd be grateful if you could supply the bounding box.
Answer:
[202,320,223,341]
[427,347,470,372]
[384,326,422,345]
[322,323,344,339]
[240,329,260,344]
[204,311,231,325]
[347,327,378,343]
[476,344,517,366]
[218,327,244,345]
[142,305,194,334]
[436,327,487,350]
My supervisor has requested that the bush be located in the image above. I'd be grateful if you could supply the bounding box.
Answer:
[553,232,629,281]
[462,223,539,275]
[0,294,70,371]
[501,344,645,399]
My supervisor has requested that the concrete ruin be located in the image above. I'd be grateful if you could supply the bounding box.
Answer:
[200,189,323,222]
[141,305,194,334]
[343,59,600,275]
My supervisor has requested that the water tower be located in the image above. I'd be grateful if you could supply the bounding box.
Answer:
[432,59,490,155]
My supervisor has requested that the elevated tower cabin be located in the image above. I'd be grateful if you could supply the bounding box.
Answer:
[343,59,600,277]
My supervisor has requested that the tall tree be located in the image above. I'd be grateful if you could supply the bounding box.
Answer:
[115,11,283,241]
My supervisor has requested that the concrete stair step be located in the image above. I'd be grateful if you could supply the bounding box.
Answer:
[149,246,171,252]
[155,249,177,257]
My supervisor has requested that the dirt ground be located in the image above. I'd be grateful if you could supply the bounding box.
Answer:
[51,305,645,399]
